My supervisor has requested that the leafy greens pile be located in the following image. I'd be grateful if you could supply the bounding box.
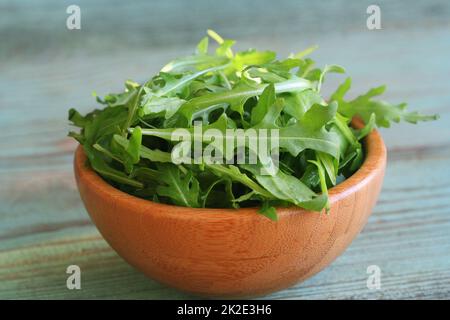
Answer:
[68,30,438,220]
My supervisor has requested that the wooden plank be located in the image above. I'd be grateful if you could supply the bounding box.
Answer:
[2,141,449,299]
[0,0,449,299]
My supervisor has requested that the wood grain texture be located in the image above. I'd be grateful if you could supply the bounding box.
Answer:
[0,0,449,299]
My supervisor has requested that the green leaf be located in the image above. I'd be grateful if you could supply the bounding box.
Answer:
[216,40,236,58]
[156,164,200,207]
[126,126,142,163]
[154,64,229,98]
[259,202,278,221]
[206,164,274,199]
[130,167,159,182]
[297,58,316,78]
[113,134,172,163]
[68,108,88,128]
[283,89,325,120]
[247,67,287,83]
[330,77,352,102]
[232,191,256,204]
[300,101,338,131]
[241,164,320,208]
[277,116,340,159]
[317,64,346,92]
[83,105,128,144]
[68,30,439,216]
[338,85,439,127]
[122,85,143,135]
[308,159,330,211]
[136,113,229,141]
[100,88,138,108]
[292,45,319,59]
[161,54,229,73]
[85,147,143,188]
[176,77,313,125]
[196,36,209,54]
[233,49,276,70]
[201,178,236,208]
[316,151,338,185]
[357,113,376,140]
[207,29,234,58]
[351,99,438,128]
[140,92,186,119]
[296,194,329,211]
[250,84,276,126]
[207,29,225,44]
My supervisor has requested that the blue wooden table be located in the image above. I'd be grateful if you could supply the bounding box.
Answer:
[1,0,449,299]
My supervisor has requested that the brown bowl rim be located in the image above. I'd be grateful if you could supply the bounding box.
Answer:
[74,119,386,220]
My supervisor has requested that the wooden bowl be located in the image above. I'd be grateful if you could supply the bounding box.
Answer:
[74,124,386,298]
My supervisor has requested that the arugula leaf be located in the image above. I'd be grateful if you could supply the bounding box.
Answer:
[316,151,338,185]
[176,77,313,125]
[233,49,276,71]
[332,79,439,128]
[317,65,346,92]
[241,164,318,205]
[154,64,229,98]
[161,54,229,73]
[292,45,319,59]
[259,202,278,221]
[201,178,235,208]
[84,147,143,188]
[196,37,209,55]
[207,29,234,58]
[250,84,276,126]
[249,97,340,158]
[140,92,186,119]
[155,164,200,207]
[113,134,172,163]
[357,113,376,140]
[308,159,330,211]
[68,30,439,219]
[121,126,142,173]
[282,89,325,120]
[206,164,274,199]
[68,108,89,127]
